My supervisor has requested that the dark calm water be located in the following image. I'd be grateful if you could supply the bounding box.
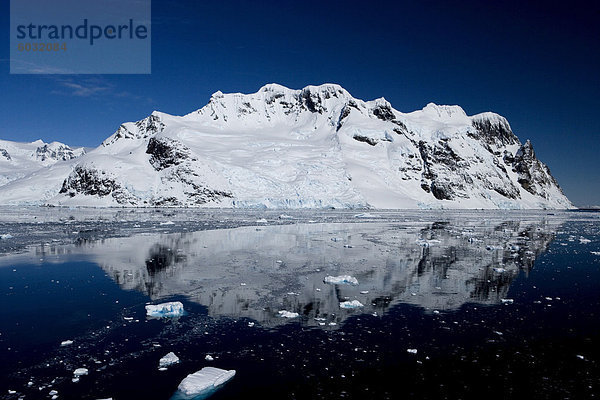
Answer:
[0,211,598,399]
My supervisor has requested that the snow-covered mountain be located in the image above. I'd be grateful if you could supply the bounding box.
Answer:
[0,139,85,187]
[0,84,572,209]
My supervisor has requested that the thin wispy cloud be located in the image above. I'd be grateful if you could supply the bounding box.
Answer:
[57,81,111,97]
[50,77,150,103]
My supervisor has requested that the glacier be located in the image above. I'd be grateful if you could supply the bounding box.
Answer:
[0,84,572,209]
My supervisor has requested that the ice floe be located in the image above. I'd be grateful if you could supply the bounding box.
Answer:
[145,301,185,318]
[323,275,359,286]
[278,310,299,318]
[173,367,235,399]
[340,300,364,309]
[159,352,180,368]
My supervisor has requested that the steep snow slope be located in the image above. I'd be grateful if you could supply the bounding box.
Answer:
[0,139,85,187]
[0,84,573,209]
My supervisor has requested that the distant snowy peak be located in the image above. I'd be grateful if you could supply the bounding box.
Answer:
[102,112,166,147]
[0,139,85,186]
[0,83,573,209]
[0,139,84,163]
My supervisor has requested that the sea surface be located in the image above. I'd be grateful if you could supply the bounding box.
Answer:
[0,209,598,399]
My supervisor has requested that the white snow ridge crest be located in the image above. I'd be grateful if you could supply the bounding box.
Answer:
[0,84,573,209]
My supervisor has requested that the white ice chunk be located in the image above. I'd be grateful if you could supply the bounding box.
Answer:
[256,218,268,223]
[340,300,364,309]
[73,368,88,377]
[205,355,214,361]
[353,213,377,218]
[175,367,235,398]
[160,221,175,225]
[324,275,359,286]
[0,234,13,240]
[60,340,73,346]
[501,298,514,304]
[278,310,299,318]
[407,348,418,354]
[579,237,591,244]
[145,301,184,318]
[159,352,180,368]
[591,251,600,256]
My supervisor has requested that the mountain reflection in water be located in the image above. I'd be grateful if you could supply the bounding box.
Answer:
[25,216,559,327]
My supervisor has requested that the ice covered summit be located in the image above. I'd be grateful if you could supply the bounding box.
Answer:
[0,83,572,209]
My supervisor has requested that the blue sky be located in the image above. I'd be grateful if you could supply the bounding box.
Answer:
[0,0,598,206]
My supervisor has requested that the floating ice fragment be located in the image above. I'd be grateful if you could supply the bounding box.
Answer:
[160,221,175,226]
[591,251,600,256]
[0,234,13,240]
[60,340,73,346]
[174,367,235,399]
[340,300,364,309]
[145,301,185,318]
[407,349,418,354]
[501,299,514,304]
[579,237,591,244]
[8,390,16,394]
[278,310,299,318]
[73,368,88,377]
[49,390,58,395]
[493,267,506,273]
[353,213,377,218]
[205,355,214,361]
[360,290,369,294]
[159,352,180,368]
[247,322,255,327]
[256,218,268,223]
[576,355,585,360]
[343,244,354,248]
[324,275,359,286]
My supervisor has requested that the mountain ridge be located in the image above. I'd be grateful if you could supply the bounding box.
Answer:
[0,83,573,209]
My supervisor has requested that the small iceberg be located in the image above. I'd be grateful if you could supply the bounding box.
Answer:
[278,310,299,318]
[74,368,88,376]
[171,367,235,399]
[353,213,378,218]
[73,368,89,381]
[324,275,359,286]
[340,300,364,309]
[146,301,185,318]
[60,339,74,346]
[159,352,180,368]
